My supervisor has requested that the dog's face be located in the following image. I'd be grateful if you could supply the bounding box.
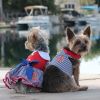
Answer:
[66,26,91,56]
[25,27,49,51]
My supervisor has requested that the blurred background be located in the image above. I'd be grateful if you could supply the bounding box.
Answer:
[0,0,100,74]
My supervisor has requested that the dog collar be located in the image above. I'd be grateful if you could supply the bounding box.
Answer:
[63,48,81,59]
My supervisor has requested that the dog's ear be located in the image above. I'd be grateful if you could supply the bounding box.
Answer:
[31,32,38,43]
[66,27,75,41]
[28,29,39,43]
[83,26,91,38]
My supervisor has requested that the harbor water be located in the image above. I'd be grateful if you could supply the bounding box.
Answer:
[0,15,100,74]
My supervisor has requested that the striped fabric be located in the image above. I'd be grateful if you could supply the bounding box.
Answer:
[50,50,72,77]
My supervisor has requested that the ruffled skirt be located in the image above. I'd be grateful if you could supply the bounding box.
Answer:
[3,60,43,89]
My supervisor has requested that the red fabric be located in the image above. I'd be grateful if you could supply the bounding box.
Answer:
[63,49,81,59]
[27,51,48,71]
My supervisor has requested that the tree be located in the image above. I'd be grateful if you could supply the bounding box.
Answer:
[3,0,29,12]
[0,0,4,21]
[80,0,95,5]
[95,0,100,6]
[3,0,56,13]
[41,0,56,13]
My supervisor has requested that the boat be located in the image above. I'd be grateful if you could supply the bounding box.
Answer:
[60,8,87,27]
[16,5,50,37]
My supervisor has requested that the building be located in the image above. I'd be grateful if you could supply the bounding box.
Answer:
[55,0,81,12]
[55,0,95,12]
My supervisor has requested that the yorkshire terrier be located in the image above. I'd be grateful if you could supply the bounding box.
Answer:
[42,26,91,92]
[3,27,50,94]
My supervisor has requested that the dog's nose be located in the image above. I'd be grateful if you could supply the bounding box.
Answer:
[81,43,86,50]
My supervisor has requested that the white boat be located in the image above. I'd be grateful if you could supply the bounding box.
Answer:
[16,5,50,37]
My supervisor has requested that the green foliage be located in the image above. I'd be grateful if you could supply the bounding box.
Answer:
[0,30,99,67]
[3,0,56,13]
[95,0,100,6]
[49,33,64,59]
[0,31,64,67]
[3,0,27,12]
[0,33,30,67]
[41,0,56,13]
[85,39,100,60]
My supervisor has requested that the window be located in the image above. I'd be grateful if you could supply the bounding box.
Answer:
[72,4,75,9]
[65,4,68,8]
[68,4,71,8]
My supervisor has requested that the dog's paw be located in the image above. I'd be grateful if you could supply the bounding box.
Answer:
[79,86,88,91]
[70,86,88,92]
[28,88,41,93]
[14,86,20,93]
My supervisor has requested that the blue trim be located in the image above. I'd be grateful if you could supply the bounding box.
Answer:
[81,5,98,10]
[21,59,39,66]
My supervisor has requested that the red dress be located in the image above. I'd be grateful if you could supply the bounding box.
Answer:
[27,51,50,71]
[3,51,50,89]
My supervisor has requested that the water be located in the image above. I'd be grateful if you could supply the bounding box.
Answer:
[84,15,100,40]
[0,17,100,74]
[81,56,100,74]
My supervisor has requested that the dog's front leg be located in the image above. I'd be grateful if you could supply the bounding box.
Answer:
[73,65,80,86]
[73,64,88,91]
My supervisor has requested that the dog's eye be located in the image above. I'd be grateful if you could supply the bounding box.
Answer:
[84,40,88,44]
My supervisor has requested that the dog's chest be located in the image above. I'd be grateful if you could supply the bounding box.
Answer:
[50,50,73,77]
[68,57,80,68]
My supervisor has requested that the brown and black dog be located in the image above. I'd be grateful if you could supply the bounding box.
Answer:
[42,26,91,92]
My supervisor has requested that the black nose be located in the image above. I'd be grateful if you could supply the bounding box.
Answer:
[81,44,86,50]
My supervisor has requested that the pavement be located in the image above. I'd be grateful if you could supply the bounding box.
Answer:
[0,68,100,100]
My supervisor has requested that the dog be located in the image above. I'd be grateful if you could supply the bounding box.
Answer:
[3,27,50,93]
[42,26,91,92]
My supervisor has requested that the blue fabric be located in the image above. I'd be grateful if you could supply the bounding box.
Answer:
[10,59,38,76]
[26,66,33,80]
[6,59,43,88]
[21,59,39,65]
[49,50,72,77]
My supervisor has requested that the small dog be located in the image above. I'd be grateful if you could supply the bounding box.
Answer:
[3,27,50,93]
[25,27,49,52]
[42,26,91,92]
